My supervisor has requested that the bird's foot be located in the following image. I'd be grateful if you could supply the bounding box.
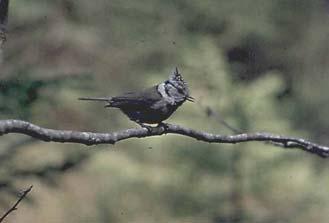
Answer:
[157,122,169,131]
[137,122,153,132]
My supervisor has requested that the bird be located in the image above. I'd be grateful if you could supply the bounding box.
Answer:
[78,67,194,128]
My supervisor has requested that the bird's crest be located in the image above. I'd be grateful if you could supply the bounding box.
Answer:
[169,67,184,82]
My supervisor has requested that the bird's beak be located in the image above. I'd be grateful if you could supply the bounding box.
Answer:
[186,96,195,102]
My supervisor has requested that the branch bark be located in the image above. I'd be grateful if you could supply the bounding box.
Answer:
[0,119,328,158]
[0,185,32,223]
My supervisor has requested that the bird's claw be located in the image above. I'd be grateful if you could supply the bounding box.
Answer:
[137,122,153,132]
[157,122,169,130]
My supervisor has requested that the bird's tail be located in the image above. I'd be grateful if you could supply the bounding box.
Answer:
[78,97,111,102]
[78,97,113,107]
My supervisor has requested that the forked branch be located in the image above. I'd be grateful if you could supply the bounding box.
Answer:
[0,119,328,158]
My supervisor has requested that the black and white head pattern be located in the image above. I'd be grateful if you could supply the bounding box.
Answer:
[157,67,193,105]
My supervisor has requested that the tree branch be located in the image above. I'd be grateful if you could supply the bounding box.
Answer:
[0,119,328,158]
[0,185,32,223]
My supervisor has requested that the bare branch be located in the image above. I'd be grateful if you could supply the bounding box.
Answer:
[0,119,328,158]
[0,185,32,223]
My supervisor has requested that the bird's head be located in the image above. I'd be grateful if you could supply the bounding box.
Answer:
[166,67,194,103]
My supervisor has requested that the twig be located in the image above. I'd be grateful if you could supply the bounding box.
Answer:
[0,185,33,223]
[204,105,242,134]
[203,105,301,149]
[0,119,328,158]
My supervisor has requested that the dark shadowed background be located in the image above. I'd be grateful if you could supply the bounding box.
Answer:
[1,0,329,222]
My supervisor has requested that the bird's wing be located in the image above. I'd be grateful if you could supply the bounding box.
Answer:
[109,86,160,108]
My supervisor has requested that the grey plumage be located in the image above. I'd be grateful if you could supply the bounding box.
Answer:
[79,67,193,125]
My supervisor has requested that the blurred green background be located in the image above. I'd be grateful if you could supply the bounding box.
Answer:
[1,0,329,222]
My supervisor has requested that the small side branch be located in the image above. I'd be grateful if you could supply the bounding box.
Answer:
[0,185,33,223]
[0,119,328,158]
